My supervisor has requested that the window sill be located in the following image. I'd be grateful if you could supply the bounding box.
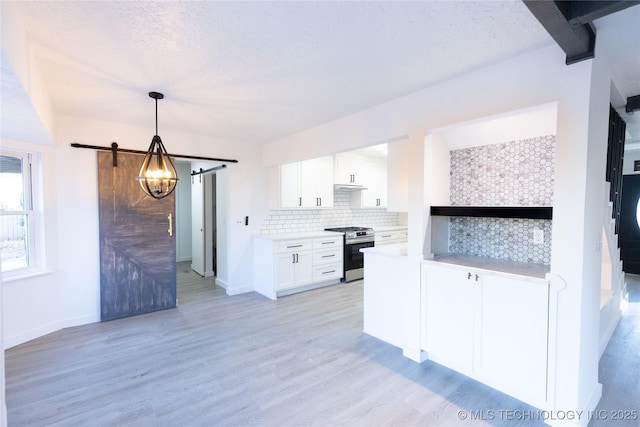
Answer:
[2,269,54,283]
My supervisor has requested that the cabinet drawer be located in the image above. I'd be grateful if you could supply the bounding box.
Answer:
[375,230,408,245]
[313,236,343,249]
[275,240,312,253]
[313,247,343,264]
[313,262,343,282]
[375,233,397,244]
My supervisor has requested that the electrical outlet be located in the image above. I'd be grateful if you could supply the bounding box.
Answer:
[533,229,544,245]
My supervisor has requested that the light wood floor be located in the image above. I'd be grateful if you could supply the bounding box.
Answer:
[5,263,639,426]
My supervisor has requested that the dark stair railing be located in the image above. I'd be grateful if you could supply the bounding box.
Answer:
[605,105,627,240]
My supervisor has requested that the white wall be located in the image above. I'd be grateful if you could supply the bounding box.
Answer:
[175,161,192,263]
[191,162,205,275]
[0,270,6,426]
[261,44,610,421]
[1,138,62,348]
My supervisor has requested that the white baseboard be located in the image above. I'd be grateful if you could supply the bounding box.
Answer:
[4,313,100,350]
[215,277,252,295]
[599,306,622,357]
[62,313,100,329]
[226,285,253,296]
[546,383,603,427]
[403,347,428,363]
[4,321,62,349]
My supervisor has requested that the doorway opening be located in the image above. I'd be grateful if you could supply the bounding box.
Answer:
[175,160,227,287]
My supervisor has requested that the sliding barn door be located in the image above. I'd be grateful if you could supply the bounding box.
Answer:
[98,151,176,321]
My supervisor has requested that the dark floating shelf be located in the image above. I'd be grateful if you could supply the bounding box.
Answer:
[430,206,553,220]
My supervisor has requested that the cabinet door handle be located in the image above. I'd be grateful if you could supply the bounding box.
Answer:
[322,254,335,258]
[296,253,299,263]
[321,241,335,245]
[475,274,479,282]
[467,272,472,280]
[292,254,296,264]
[322,270,336,274]
[168,213,173,236]
[287,244,303,248]
[318,197,321,206]
[298,197,302,207]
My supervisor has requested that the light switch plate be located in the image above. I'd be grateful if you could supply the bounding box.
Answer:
[533,229,544,244]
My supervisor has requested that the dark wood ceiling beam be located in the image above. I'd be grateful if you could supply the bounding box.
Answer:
[563,1,640,26]
[523,0,596,65]
[627,95,640,114]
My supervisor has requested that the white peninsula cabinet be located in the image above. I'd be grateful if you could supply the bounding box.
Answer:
[374,227,407,245]
[270,156,334,208]
[254,232,344,300]
[421,258,551,409]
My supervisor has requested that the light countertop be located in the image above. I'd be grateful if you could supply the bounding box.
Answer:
[371,225,408,232]
[255,231,344,241]
[361,243,408,258]
[424,253,550,280]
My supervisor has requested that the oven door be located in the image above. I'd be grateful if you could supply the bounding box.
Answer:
[344,239,374,282]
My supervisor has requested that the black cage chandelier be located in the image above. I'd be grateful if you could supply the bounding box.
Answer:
[136,91,179,200]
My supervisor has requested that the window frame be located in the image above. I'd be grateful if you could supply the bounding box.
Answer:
[0,148,41,279]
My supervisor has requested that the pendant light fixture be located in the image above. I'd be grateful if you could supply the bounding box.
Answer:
[136,91,178,199]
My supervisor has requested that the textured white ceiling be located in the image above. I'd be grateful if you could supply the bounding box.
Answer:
[0,52,53,145]
[1,1,638,145]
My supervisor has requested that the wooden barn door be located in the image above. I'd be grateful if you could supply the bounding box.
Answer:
[98,151,176,321]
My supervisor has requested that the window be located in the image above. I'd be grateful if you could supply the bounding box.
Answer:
[0,150,38,275]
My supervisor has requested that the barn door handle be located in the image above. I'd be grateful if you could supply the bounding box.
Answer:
[168,213,173,236]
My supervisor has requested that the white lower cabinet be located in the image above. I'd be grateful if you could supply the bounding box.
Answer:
[374,228,408,246]
[423,264,476,371]
[275,250,312,291]
[421,262,549,408]
[254,234,343,299]
[476,274,549,404]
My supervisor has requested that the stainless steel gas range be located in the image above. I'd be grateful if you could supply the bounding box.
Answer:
[324,226,375,282]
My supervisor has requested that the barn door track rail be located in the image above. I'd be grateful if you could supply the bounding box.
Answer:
[71,142,239,167]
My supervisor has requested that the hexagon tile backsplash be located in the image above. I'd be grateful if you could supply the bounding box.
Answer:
[447,134,555,265]
[450,134,555,206]
[449,217,552,264]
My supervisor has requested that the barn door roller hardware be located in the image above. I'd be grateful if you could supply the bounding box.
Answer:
[191,164,227,183]
[626,95,640,114]
[523,0,640,65]
[70,142,239,165]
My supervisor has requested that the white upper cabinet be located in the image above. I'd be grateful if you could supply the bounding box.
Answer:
[299,156,334,208]
[335,154,366,185]
[270,156,334,209]
[279,162,301,208]
[359,160,387,208]
[350,158,388,208]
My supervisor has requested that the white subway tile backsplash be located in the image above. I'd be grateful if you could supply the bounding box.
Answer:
[259,189,401,234]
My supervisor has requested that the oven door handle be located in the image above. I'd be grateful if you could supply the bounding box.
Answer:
[346,237,375,245]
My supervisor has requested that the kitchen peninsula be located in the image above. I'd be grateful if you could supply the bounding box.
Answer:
[361,115,562,412]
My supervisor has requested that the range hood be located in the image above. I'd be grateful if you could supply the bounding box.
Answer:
[334,183,367,191]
